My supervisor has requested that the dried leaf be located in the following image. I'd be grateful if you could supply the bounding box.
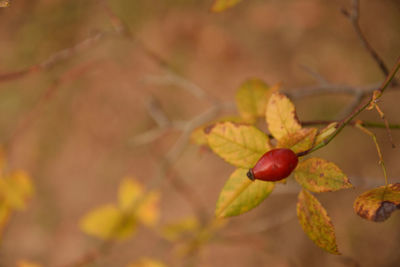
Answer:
[354,183,400,222]
[294,158,353,193]
[236,79,276,123]
[207,122,271,169]
[277,128,317,154]
[266,92,301,140]
[215,168,274,218]
[211,0,242,12]
[297,189,340,254]
[80,204,136,240]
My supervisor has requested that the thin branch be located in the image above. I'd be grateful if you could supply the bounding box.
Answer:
[341,0,390,77]
[302,57,400,156]
[4,61,99,155]
[0,31,106,84]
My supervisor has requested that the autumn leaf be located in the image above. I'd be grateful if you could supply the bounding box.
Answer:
[191,116,243,146]
[266,92,301,140]
[207,122,271,169]
[81,178,160,240]
[277,128,317,154]
[354,183,400,222]
[235,79,277,123]
[294,158,353,193]
[118,178,144,211]
[211,0,242,12]
[297,189,340,254]
[215,168,274,218]
[80,204,137,240]
[0,171,34,210]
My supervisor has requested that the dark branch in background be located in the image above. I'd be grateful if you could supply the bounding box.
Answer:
[341,0,391,78]
[0,31,105,84]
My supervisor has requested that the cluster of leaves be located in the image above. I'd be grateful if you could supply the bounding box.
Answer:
[0,152,34,241]
[191,78,400,254]
[79,177,170,266]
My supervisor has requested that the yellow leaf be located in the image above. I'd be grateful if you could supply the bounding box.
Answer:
[127,258,167,267]
[211,0,242,12]
[80,204,136,240]
[16,260,42,267]
[266,92,301,140]
[190,116,243,146]
[215,168,274,218]
[294,158,353,193]
[136,191,160,227]
[118,178,144,211]
[277,128,317,154]
[0,171,34,210]
[354,183,400,222]
[235,79,277,123]
[297,190,340,254]
[207,122,271,169]
[161,216,199,241]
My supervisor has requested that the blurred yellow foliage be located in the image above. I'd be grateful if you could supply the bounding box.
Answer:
[80,177,160,240]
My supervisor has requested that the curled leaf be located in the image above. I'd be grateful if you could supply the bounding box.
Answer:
[294,158,353,193]
[215,168,274,218]
[297,189,340,254]
[266,92,301,140]
[235,79,276,123]
[315,122,338,146]
[207,122,271,169]
[354,183,400,222]
[211,0,242,12]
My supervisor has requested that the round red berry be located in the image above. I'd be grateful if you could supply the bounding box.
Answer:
[247,148,298,182]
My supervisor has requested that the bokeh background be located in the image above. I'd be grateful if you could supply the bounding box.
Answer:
[0,0,400,266]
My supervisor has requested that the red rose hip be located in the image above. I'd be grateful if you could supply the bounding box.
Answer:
[247,148,298,182]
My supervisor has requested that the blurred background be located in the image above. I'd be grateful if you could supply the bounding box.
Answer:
[0,0,400,266]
